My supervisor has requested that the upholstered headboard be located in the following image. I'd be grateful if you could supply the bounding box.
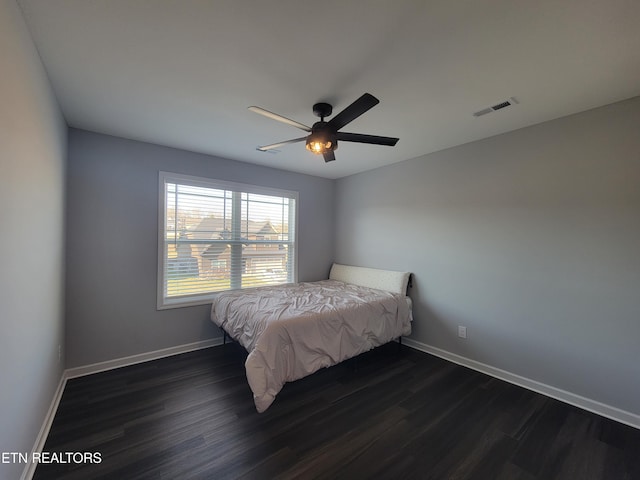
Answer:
[329,263,411,295]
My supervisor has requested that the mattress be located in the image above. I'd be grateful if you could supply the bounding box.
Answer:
[210,279,412,412]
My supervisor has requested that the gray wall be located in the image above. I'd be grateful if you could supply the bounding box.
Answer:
[66,129,334,367]
[0,1,67,478]
[335,97,640,416]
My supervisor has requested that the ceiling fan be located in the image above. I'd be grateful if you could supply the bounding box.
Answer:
[249,93,399,163]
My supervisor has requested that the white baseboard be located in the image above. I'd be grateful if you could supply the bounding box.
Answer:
[20,373,67,480]
[20,337,223,480]
[402,337,640,430]
[65,337,223,379]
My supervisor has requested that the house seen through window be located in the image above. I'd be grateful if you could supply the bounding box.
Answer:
[158,172,297,308]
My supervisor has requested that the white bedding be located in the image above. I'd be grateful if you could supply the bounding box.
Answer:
[210,279,412,412]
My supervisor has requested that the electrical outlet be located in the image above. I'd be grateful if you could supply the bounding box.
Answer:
[457,326,467,339]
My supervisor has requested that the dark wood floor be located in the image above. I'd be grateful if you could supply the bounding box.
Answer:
[34,343,639,480]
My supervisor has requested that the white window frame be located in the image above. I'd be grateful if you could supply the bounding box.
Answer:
[157,171,298,309]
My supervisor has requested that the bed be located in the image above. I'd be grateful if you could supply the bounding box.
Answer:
[210,263,413,412]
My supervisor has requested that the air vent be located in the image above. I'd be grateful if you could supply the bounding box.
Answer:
[491,101,511,111]
[473,97,519,117]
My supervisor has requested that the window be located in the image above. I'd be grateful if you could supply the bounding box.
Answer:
[158,172,298,309]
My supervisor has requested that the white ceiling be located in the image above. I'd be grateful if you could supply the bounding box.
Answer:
[17,0,640,179]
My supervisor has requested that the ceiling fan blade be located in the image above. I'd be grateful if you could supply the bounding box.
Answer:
[323,151,336,162]
[328,93,380,131]
[249,106,311,132]
[257,137,306,151]
[336,132,399,146]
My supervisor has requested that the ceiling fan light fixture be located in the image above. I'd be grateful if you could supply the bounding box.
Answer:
[305,135,333,154]
[305,126,337,155]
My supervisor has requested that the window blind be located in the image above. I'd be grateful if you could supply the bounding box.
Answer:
[158,172,297,309]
